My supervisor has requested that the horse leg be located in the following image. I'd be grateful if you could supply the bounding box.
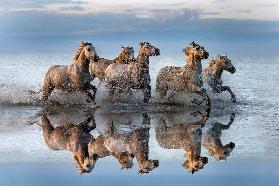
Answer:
[79,115,96,131]
[218,112,235,130]
[90,84,97,101]
[42,85,54,103]
[190,108,210,127]
[41,114,54,141]
[191,85,211,106]
[42,74,54,102]
[84,90,97,107]
[221,86,236,103]
[143,84,151,103]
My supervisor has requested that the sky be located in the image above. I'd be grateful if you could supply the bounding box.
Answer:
[0,0,278,53]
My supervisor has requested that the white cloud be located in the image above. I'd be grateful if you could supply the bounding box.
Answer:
[0,0,279,20]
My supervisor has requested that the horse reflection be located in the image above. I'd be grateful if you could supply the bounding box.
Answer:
[202,113,236,161]
[90,112,159,174]
[155,109,210,174]
[88,134,134,170]
[41,114,98,174]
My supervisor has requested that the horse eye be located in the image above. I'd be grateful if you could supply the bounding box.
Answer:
[196,47,200,50]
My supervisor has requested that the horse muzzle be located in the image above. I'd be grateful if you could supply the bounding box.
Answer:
[204,52,209,59]
[154,48,160,56]
[228,67,236,74]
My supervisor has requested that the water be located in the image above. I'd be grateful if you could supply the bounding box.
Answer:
[0,51,279,185]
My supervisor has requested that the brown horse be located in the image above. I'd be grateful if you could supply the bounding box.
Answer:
[202,55,236,102]
[41,114,98,174]
[89,46,135,81]
[88,135,135,170]
[42,41,99,106]
[155,109,210,174]
[104,42,160,103]
[156,41,211,106]
[202,112,235,161]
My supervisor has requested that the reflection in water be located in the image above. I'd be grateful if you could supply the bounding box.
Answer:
[91,112,159,174]
[154,109,210,174]
[39,107,236,175]
[202,113,235,161]
[41,114,98,174]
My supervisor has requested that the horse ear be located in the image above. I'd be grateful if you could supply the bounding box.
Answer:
[139,42,144,47]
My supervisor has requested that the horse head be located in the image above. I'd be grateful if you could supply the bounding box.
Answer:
[208,142,235,161]
[73,149,99,175]
[82,41,99,63]
[182,127,208,174]
[117,46,135,63]
[183,41,209,60]
[113,152,135,170]
[139,41,160,57]
[138,159,159,174]
[182,155,208,174]
[210,55,236,74]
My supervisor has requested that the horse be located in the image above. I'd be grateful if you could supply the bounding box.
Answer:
[154,109,210,174]
[104,42,160,103]
[88,135,135,170]
[90,112,159,174]
[42,41,99,107]
[156,41,211,106]
[41,114,99,174]
[89,46,135,81]
[202,55,236,102]
[202,112,235,161]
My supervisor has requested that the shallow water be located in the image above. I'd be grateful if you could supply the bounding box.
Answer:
[0,52,279,185]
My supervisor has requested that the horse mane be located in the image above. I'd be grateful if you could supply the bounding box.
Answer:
[73,41,92,61]
[209,55,222,68]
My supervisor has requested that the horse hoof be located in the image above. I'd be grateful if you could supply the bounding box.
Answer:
[206,100,211,107]
[143,99,149,103]
[90,102,100,109]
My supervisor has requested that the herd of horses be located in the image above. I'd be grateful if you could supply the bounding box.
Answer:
[41,41,236,107]
[40,109,235,175]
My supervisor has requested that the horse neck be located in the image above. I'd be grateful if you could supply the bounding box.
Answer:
[184,139,201,159]
[74,50,89,69]
[136,51,149,69]
[209,64,223,80]
[185,54,202,73]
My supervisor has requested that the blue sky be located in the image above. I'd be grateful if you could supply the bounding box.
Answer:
[0,0,278,53]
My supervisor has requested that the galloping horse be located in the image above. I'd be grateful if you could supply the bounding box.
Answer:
[156,41,211,106]
[42,41,99,106]
[104,42,160,103]
[202,55,236,102]
[89,46,135,81]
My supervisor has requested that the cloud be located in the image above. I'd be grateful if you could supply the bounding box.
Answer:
[237,10,251,13]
